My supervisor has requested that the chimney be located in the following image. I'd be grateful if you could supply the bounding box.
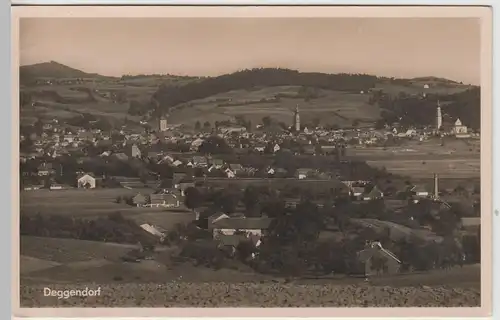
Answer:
[434,173,439,199]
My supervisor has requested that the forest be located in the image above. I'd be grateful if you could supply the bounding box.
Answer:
[374,87,480,130]
[152,68,379,112]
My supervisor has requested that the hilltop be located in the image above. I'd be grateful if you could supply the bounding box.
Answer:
[19,61,114,82]
[19,64,479,129]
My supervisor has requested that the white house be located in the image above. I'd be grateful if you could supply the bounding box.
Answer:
[273,144,281,153]
[410,185,430,198]
[225,168,236,178]
[453,118,467,133]
[210,217,274,240]
[350,186,365,198]
[296,168,311,180]
[172,160,183,167]
[190,138,205,151]
[77,174,96,189]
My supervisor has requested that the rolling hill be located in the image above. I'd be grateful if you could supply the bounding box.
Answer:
[18,63,479,129]
[20,61,112,82]
[152,68,477,128]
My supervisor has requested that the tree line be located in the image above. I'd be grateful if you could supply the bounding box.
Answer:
[373,87,480,130]
[152,68,379,112]
[20,211,157,246]
[177,184,474,276]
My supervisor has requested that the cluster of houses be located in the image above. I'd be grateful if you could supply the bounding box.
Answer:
[21,107,481,177]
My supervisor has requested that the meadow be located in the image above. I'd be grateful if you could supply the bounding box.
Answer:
[168,86,380,127]
[19,232,481,307]
[366,159,480,179]
[20,188,195,227]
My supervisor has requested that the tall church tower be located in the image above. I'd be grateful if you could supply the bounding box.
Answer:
[159,114,168,132]
[294,105,300,132]
[436,100,442,130]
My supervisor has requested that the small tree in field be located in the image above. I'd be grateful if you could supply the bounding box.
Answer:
[184,187,203,214]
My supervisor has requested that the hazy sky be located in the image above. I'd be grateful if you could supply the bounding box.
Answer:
[20,18,481,84]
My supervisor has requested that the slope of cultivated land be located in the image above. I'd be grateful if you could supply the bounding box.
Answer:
[167,86,380,126]
[166,84,474,126]
[20,236,137,264]
[20,82,154,120]
[21,280,480,307]
[374,79,472,96]
[20,64,476,126]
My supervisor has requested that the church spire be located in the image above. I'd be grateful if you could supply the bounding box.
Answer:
[436,100,442,130]
[294,104,300,132]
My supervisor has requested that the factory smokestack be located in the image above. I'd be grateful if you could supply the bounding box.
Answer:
[434,173,439,199]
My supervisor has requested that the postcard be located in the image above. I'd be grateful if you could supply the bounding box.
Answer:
[11,5,492,318]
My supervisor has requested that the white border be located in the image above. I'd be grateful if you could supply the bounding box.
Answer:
[7,2,498,320]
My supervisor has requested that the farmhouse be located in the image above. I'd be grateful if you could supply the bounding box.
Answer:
[23,184,44,191]
[171,160,183,167]
[409,184,430,198]
[273,144,281,153]
[37,163,55,176]
[49,184,66,190]
[350,186,365,198]
[192,156,208,168]
[190,138,205,151]
[132,193,147,207]
[210,217,274,240]
[140,223,167,240]
[362,186,384,201]
[125,144,141,158]
[77,173,96,189]
[296,168,313,180]
[225,168,236,178]
[355,241,401,277]
[228,164,244,175]
[452,118,468,135]
[208,158,224,169]
[148,193,180,208]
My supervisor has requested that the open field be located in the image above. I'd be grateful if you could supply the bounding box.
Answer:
[21,264,480,307]
[20,236,138,264]
[348,138,480,158]
[22,82,474,126]
[20,282,481,307]
[168,86,381,126]
[20,188,195,228]
[20,79,156,122]
[19,234,480,307]
[366,159,480,179]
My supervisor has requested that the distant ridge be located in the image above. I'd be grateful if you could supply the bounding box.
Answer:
[20,61,114,81]
[410,76,461,85]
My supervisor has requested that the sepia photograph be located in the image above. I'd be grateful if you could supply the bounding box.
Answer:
[13,6,492,315]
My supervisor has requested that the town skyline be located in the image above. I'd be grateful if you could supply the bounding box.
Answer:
[20,17,481,85]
